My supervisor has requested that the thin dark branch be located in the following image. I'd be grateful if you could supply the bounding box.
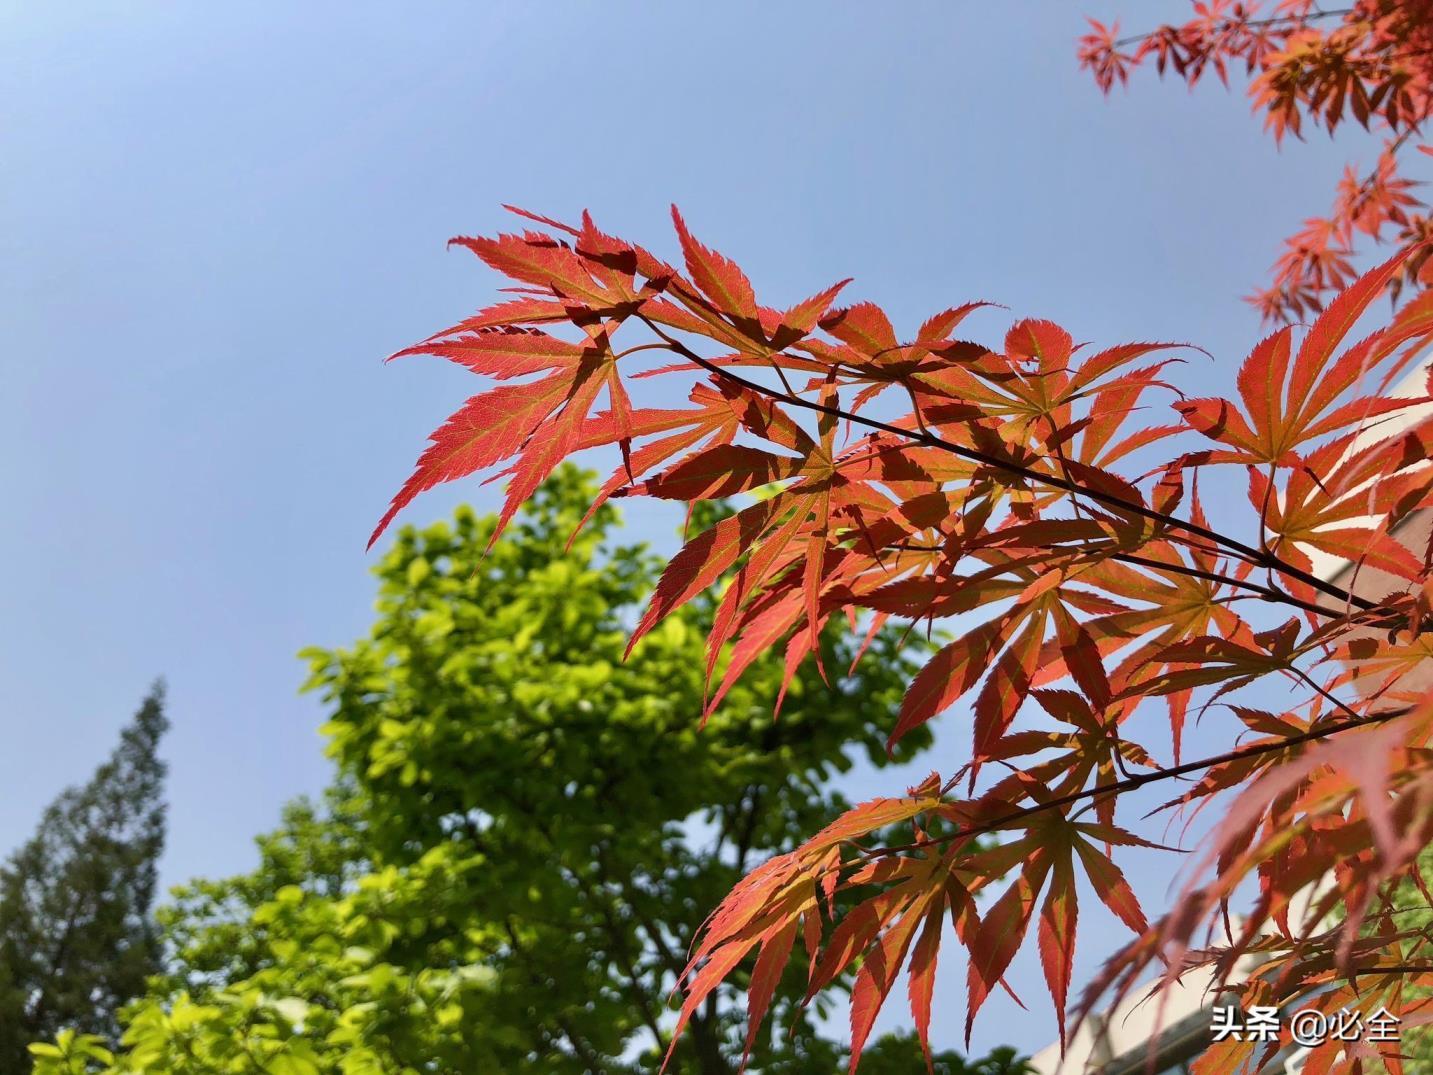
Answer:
[1291,664,1365,725]
[1110,9,1353,50]
[874,706,1411,858]
[1345,963,1433,976]
[503,919,612,1075]
[880,541,1351,621]
[1111,551,1346,620]
[503,792,672,1054]
[635,315,1378,614]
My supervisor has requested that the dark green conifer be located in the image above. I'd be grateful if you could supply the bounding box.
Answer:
[0,684,169,1071]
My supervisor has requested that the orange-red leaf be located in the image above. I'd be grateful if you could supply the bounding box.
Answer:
[891,618,1009,752]
[1037,853,1078,1049]
[671,205,759,323]
[740,917,799,1073]
[369,372,568,547]
[907,901,945,1073]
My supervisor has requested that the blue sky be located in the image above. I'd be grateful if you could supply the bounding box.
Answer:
[3,1,1386,1058]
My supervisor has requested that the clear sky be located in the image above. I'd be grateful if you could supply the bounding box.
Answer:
[3,1,1383,1059]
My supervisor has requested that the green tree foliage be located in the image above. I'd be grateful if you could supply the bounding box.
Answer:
[1,684,169,1073]
[32,470,1029,1073]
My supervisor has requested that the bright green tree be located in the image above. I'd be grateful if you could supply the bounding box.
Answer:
[1,684,169,1073]
[32,470,1028,1074]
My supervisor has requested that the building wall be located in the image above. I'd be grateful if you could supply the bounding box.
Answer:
[1329,505,1433,698]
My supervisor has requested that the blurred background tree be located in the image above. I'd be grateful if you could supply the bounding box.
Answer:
[0,685,168,1073]
[29,468,1028,1073]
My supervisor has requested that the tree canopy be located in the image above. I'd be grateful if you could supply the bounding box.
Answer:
[30,471,1028,1075]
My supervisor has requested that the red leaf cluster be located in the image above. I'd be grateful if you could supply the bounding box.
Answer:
[377,208,1433,1072]
[1079,1,1433,322]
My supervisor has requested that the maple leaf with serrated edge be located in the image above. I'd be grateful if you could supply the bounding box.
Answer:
[375,209,1433,1073]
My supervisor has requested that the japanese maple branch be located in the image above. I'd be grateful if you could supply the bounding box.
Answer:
[1112,551,1347,621]
[634,314,1378,615]
[1314,126,1425,243]
[1345,963,1433,976]
[1109,9,1353,50]
[880,705,1411,858]
[1291,664,1365,725]
[885,541,1350,621]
